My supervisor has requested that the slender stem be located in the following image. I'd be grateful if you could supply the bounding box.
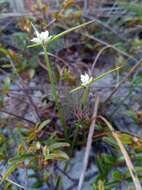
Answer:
[81,86,90,107]
[43,46,57,101]
[42,46,67,139]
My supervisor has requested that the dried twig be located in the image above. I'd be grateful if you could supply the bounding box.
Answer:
[77,96,100,190]
[56,165,77,183]
[99,116,142,190]
[0,110,35,125]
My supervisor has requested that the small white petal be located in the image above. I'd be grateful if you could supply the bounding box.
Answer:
[80,73,93,86]
[31,37,41,44]
[31,30,51,44]
[40,31,49,38]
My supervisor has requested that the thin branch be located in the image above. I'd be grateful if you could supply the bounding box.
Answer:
[0,110,35,125]
[77,96,100,190]
[56,165,77,183]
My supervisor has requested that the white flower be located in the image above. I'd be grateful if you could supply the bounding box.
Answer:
[31,30,52,44]
[80,73,93,86]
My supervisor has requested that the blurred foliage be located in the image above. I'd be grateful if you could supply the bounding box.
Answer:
[0,0,142,190]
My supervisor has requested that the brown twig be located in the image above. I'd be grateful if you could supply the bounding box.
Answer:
[0,110,35,125]
[77,96,100,190]
[56,165,78,183]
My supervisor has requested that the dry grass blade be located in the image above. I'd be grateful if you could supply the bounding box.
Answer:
[77,96,100,190]
[91,45,112,73]
[57,24,138,63]
[99,116,142,190]
[105,58,142,103]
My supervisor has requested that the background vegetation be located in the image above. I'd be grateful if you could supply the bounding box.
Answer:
[0,0,142,190]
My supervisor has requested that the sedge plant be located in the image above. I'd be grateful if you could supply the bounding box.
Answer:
[29,20,99,140]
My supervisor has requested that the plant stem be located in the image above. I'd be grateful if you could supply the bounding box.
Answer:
[43,46,57,101]
[81,86,90,107]
[43,46,67,139]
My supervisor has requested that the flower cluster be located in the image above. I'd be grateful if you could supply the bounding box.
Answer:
[31,30,52,45]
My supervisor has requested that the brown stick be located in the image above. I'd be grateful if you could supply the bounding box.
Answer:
[77,96,100,190]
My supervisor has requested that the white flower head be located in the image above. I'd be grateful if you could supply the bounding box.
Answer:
[31,30,52,45]
[80,73,93,86]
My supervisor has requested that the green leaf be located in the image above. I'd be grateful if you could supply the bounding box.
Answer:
[8,153,34,164]
[3,77,11,93]
[48,142,70,151]
[0,47,11,57]
[127,110,137,121]
[31,180,43,188]
[103,136,118,149]
[44,150,69,160]
[103,154,115,165]
[0,133,6,144]
[37,119,51,132]
[118,133,132,145]
[0,163,20,185]
[112,170,122,181]
[119,2,142,18]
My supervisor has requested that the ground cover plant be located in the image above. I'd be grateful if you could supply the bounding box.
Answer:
[1,0,142,190]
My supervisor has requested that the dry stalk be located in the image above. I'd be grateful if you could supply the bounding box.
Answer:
[99,116,142,190]
[77,96,100,190]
